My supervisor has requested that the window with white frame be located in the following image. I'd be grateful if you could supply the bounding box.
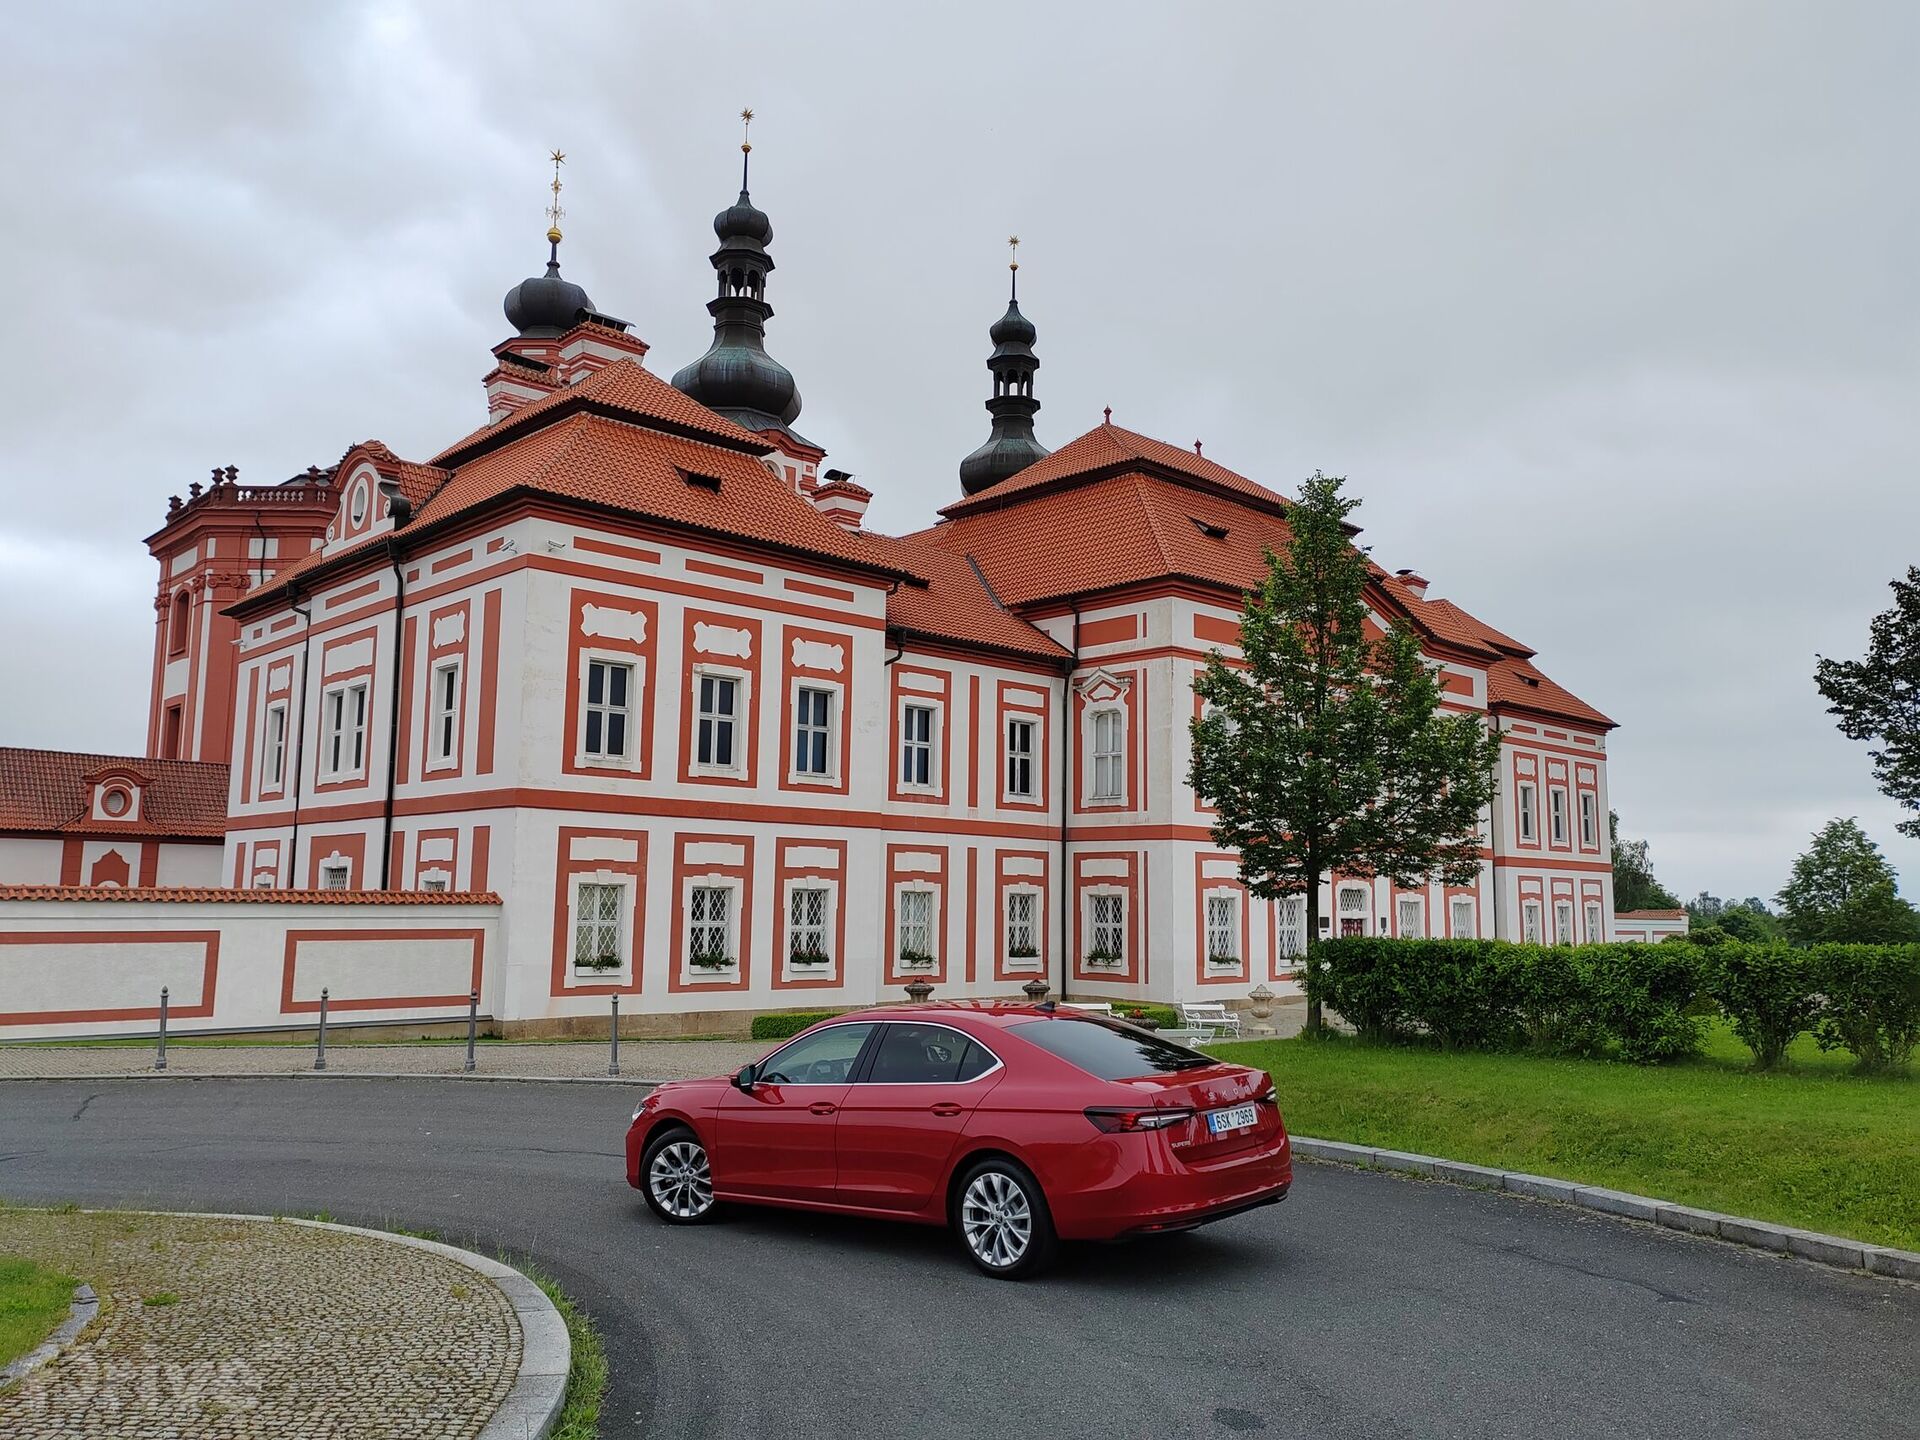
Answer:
[574,880,624,969]
[1090,708,1124,801]
[689,885,733,963]
[430,660,461,766]
[582,659,633,761]
[1550,787,1568,845]
[1517,782,1538,842]
[1398,896,1424,937]
[1584,900,1603,942]
[320,861,350,890]
[422,877,449,893]
[1089,892,1125,961]
[1205,893,1238,962]
[1338,885,1369,935]
[897,889,934,963]
[1555,900,1575,946]
[261,700,288,790]
[695,673,741,771]
[321,681,368,778]
[792,686,833,778]
[1522,900,1543,943]
[1276,896,1306,958]
[1005,717,1036,799]
[789,886,830,964]
[1005,890,1038,959]
[900,703,935,788]
[1450,897,1476,938]
[1580,792,1598,848]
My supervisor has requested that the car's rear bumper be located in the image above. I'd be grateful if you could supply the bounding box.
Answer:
[1047,1131,1294,1241]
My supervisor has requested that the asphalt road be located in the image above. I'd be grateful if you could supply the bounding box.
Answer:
[0,1079,1911,1439]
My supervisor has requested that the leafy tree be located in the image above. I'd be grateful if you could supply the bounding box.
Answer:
[1815,566,1920,839]
[1189,472,1505,1033]
[1610,810,1681,911]
[1775,818,1920,945]
[1688,892,1781,942]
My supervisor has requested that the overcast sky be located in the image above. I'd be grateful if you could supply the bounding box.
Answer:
[2,2,1915,902]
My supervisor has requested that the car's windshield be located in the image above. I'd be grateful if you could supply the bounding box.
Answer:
[1006,1017,1218,1080]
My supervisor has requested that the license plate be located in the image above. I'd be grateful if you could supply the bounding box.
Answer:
[1207,1103,1259,1135]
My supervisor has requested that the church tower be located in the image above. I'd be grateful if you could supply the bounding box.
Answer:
[958,238,1050,495]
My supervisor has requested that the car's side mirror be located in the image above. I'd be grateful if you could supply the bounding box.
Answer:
[732,1064,758,1092]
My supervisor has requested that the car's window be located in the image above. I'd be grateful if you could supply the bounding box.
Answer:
[1006,1017,1216,1080]
[863,1023,997,1085]
[758,1022,875,1085]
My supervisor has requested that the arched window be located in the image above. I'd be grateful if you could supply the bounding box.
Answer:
[168,590,192,656]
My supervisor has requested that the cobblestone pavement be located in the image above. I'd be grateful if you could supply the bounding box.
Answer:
[0,1038,766,1082]
[0,1209,518,1438]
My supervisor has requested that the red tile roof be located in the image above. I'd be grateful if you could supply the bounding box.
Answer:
[0,749,228,838]
[0,886,501,904]
[1487,655,1614,730]
[860,534,1069,661]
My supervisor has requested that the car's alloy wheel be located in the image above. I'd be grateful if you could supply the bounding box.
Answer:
[956,1161,1056,1277]
[644,1131,715,1223]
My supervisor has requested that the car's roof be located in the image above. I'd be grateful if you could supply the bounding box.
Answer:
[823,1003,1085,1030]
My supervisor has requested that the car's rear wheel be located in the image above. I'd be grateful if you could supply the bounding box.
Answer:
[954,1157,1056,1278]
[642,1125,717,1224]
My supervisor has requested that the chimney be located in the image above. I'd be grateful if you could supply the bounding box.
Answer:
[1394,568,1430,600]
[811,469,872,531]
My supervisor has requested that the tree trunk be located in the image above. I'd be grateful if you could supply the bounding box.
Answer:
[1303,863,1324,1034]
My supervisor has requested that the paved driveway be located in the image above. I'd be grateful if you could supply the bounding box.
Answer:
[0,1079,1911,1439]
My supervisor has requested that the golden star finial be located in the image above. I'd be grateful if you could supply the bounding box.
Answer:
[740,108,754,153]
[1008,235,1020,270]
[545,149,566,243]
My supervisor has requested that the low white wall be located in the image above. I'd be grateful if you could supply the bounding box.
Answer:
[0,893,501,1040]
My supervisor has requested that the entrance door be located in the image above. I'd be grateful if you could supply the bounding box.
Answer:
[711,1021,876,1201]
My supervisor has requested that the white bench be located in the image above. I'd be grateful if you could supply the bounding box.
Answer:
[1061,1001,1114,1017]
[1177,1001,1242,1041]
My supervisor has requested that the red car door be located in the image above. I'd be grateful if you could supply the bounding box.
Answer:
[712,1021,876,1202]
[833,1022,1004,1213]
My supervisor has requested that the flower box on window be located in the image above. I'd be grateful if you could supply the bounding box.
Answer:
[1084,948,1123,969]
[574,952,623,973]
[789,948,831,968]
[898,949,936,970]
[688,949,736,972]
[1207,952,1241,968]
[1007,944,1039,960]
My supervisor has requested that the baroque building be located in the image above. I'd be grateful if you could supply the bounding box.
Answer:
[0,141,1619,1037]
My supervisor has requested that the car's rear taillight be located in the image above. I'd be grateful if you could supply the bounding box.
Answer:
[1085,1106,1194,1133]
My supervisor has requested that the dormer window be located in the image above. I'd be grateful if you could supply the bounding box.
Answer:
[680,469,724,492]
[1192,516,1229,540]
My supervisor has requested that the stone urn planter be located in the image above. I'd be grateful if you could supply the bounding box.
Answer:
[1248,983,1276,1022]
[903,977,935,1003]
[1021,977,1050,1003]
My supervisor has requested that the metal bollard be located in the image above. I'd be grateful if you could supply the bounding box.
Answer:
[608,994,620,1078]
[315,987,329,1072]
[465,988,478,1073]
[155,986,169,1072]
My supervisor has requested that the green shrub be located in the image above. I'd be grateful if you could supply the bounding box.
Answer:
[1709,943,1822,1070]
[1399,940,1521,1051]
[1583,943,1706,1063]
[749,1010,839,1041]
[1306,938,1418,1042]
[1810,944,1920,1074]
[1506,942,1606,1056]
[1109,1002,1180,1029]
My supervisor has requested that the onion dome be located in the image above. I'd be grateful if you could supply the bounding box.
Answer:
[504,240,594,338]
[959,242,1050,495]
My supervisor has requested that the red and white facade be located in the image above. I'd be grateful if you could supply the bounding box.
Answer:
[0,208,1625,1037]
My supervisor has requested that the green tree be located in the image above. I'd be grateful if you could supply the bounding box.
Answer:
[1688,892,1782,942]
[1188,472,1504,1033]
[1775,817,1920,945]
[1611,810,1681,911]
[1815,566,1920,839]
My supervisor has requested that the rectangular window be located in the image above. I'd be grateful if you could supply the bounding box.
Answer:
[1091,709,1123,800]
[261,701,287,790]
[1555,900,1575,946]
[1090,893,1125,958]
[583,659,633,761]
[1522,900,1543,944]
[1005,717,1035,799]
[322,681,368,778]
[1584,901,1603,942]
[1580,792,1598,848]
[696,674,742,771]
[574,881,624,968]
[898,889,934,961]
[901,704,934,787]
[1276,896,1306,958]
[789,886,829,962]
[1450,897,1476,938]
[1517,782,1538,842]
[792,686,833,777]
[1398,896,1424,937]
[422,877,449,893]
[1550,788,1568,845]
[431,661,461,765]
[1205,893,1238,960]
[1005,891,1037,958]
[163,702,184,760]
[320,861,350,891]
[689,885,732,961]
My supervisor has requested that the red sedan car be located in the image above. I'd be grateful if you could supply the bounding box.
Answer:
[625,1003,1291,1277]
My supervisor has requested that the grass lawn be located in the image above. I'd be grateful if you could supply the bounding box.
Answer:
[0,1254,76,1369]
[1211,1019,1919,1251]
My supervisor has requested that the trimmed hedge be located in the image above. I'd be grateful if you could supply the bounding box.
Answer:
[749,1010,840,1041]
[1307,936,1920,1071]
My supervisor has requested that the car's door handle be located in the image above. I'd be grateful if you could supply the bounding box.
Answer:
[809,1101,838,1116]
[930,1102,963,1117]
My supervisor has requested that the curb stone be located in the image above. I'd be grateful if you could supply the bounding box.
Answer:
[103,1211,569,1440]
[1,1070,659,1087]
[1290,1136,1919,1283]
[0,1282,98,1390]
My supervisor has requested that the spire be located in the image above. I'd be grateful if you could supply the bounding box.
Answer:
[958,237,1050,495]
[671,109,809,444]
[503,147,594,337]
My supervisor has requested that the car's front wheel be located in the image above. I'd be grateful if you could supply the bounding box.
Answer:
[954,1157,1057,1278]
[641,1125,717,1224]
